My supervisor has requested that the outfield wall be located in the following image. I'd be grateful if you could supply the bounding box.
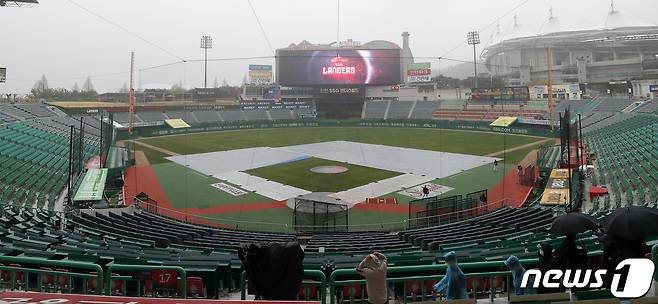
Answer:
[116,119,557,140]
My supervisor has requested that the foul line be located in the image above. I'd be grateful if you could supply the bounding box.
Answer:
[125,139,179,156]
[485,138,553,157]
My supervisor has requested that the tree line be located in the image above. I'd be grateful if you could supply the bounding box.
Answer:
[31,74,97,100]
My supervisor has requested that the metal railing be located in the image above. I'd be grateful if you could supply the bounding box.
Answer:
[240,269,327,304]
[333,270,512,304]
[236,259,537,304]
[105,264,186,298]
[0,258,191,298]
[133,196,513,234]
[0,256,103,294]
[328,259,537,304]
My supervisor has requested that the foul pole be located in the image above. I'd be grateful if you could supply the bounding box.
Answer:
[128,51,135,133]
[547,47,555,131]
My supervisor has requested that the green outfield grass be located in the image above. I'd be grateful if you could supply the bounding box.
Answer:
[245,157,401,192]
[138,127,546,230]
[139,127,542,162]
[152,162,271,209]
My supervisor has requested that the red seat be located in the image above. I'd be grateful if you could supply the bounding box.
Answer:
[186,277,204,298]
[39,267,54,290]
[8,263,24,284]
[466,276,485,292]
[110,273,124,295]
[484,275,505,291]
[425,280,436,295]
[87,271,98,293]
[55,268,70,291]
[298,281,318,300]
[143,280,154,297]
[0,263,7,284]
[406,280,422,295]
[342,284,364,301]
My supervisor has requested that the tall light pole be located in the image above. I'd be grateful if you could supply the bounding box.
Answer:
[467,31,481,89]
[200,35,213,88]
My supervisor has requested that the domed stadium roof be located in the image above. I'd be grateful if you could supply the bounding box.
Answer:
[540,7,562,35]
[361,40,401,50]
[486,1,658,49]
[601,0,654,29]
[278,39,401,51]
[502,15,533,41]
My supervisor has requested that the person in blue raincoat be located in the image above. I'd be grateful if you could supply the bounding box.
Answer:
[433,251,468,300]
[504,255,536,295]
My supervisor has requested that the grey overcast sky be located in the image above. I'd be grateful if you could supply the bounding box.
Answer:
[1,0,656,94]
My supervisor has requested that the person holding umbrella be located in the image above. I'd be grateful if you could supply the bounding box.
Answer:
[602,206,658,240]
[600,206,658,288]
[549,212,597,291]
[549,212,599,236]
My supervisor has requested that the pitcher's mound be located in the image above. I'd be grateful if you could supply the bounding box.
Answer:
[310,165,349,174]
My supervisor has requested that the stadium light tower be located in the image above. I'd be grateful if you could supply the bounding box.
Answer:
[200,35,213,89]
[467,31,481,89]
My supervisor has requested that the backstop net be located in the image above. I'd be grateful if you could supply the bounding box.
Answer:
[293,198,348,233]
[408,190,487,228]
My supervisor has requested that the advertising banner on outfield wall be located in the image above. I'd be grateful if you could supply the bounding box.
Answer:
[0,68,6,83]
[407,62,431,83]
[118,118,557,140]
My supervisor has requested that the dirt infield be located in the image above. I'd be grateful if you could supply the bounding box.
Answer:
[309,165,349,174]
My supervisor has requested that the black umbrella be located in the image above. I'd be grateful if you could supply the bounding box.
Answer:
[550,212,599,235]
[603,206,658,239]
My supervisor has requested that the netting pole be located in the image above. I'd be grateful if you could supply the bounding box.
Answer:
[79,117,84,172]
[67,125,74,207]
[99,112,103,162]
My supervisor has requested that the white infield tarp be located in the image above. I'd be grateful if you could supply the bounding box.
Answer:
[167,141,499,204]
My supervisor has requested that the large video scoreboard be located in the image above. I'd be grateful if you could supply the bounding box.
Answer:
[276,49,401,86]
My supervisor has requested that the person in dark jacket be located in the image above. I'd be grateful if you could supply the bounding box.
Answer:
[600,233,648,289]
[422,185,430,198]
[239,241,304,300]
[555,234,587,270]
[537,243,563,294]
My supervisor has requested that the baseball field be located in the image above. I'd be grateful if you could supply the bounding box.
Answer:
[127,127,548,231]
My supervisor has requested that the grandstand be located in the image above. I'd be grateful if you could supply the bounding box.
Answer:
[409,101,440,119]
[0,97,656,303]
[385,102,414,119]
[637,99,658,114]
[432,105,546,122]
[109,107,319,126]
[0,103,103,210]
[361,101,388,119]
[3,0,658,300]
[585,114,658,209]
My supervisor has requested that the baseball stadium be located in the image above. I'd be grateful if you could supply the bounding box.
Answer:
[0,1,657,303]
